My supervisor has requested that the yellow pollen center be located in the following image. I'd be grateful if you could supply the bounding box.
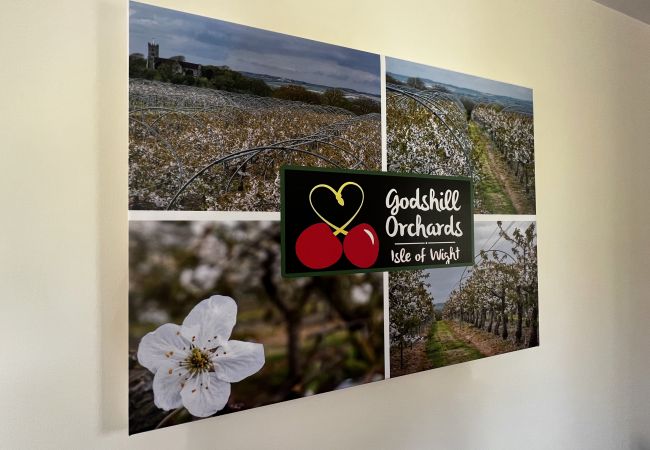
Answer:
[185,347,212,375]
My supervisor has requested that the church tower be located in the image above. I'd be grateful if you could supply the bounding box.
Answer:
[147,40,159,70]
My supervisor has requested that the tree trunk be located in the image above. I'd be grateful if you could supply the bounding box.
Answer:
[515,291,524,344]
[286,317,300,381]
[529,304,539,347]
[501,292,508,340]
[515,302,523,344]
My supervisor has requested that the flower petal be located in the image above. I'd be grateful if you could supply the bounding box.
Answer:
[181,296,237,348]
[137,323,189,372]
[180,372,231,418]
[152,362,187,411]
[213,340,265,383]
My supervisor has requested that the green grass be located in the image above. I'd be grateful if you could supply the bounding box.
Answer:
[469,122,517,214]
[425,322,445,367]
[426,320,485,368]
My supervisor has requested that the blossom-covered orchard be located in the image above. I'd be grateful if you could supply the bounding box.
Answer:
[386,83,476,182]
[129,80,381,211]
[389,269,435,370]
[472,104,536,201]
[387,82,536,214]
[443,222,538,348]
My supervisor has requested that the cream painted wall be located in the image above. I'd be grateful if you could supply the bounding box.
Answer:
[1,0,649,448]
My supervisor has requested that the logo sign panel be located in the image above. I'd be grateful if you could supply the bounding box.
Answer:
[281,166,474,277]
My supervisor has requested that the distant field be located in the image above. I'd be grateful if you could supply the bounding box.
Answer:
[129,79,382,211]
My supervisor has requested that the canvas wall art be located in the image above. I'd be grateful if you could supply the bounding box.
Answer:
[128,1,538,434]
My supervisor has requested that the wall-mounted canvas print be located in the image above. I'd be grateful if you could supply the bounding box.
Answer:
[386,58,536,214]
[127,2,542,436]
[129,221,384,434]
[129,2,381,212]
[389,220,538,377]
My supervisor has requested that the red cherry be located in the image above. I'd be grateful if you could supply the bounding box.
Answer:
[295,223,343,269]
[343,223,379,268]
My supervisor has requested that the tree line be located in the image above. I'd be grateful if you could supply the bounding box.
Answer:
[472,104,536,198]
[389,269,435,369]
[129,53,379,115]
[443,222,538,347]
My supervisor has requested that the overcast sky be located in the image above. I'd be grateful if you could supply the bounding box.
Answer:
[387,57,533,102]
[425,220,535,303]
[129,1,381,95]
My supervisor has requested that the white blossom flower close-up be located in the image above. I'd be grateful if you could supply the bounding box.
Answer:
[137,295,265,417]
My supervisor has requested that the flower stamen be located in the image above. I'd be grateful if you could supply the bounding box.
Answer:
[181,347,213,376]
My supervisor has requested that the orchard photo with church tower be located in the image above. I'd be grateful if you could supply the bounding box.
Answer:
[128,0,381,212]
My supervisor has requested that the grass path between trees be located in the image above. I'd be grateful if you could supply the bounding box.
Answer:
[427,320,486,368]
[390,320,528,376]
[469,121,534,214]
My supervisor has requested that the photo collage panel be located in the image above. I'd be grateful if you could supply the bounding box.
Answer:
[128,1,538,434]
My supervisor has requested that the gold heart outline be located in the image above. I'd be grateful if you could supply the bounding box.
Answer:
[309,181,364,236]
